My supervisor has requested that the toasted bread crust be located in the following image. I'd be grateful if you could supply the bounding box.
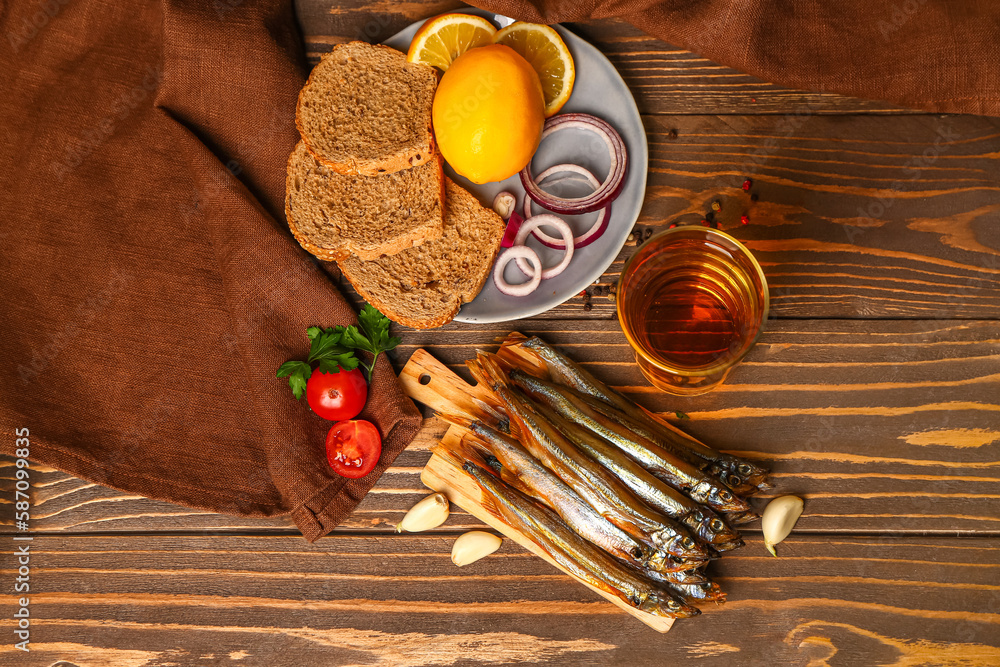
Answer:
[340,266,462,330]
[295,42,437,176]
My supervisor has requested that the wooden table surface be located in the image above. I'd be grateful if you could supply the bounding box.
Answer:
[3,1,1000,665]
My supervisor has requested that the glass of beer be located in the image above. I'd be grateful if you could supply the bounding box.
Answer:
[616,226,769,395]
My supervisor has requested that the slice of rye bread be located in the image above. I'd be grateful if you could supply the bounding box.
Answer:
[338,179,505,329]
[285,142,445,261]
[296,42,438,176]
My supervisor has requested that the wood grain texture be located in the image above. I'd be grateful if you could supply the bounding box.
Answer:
[1,535,997,666]
[294,0,913,115]
[2,1,995,662]
[4,320,997,537]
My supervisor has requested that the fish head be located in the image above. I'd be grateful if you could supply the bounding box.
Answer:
[687,509,743,547]
[695,480,752,513]
[710,463,772,495]
[660,531,710,562]
[640,593,701,619]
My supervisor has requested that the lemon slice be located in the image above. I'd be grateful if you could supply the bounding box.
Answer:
[493,22,575,116]
[407,13,497,71]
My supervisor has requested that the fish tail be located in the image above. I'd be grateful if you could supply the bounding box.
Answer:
[478,351,514,382]
[435,432,498,473]
[474,398,508,426]
[436,412,474,430]
[500,332,529,348]
[467,353,511,393]
[497,333,550,378]
[466,357,494,391]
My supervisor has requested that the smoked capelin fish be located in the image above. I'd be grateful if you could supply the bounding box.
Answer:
[509,335,771,492]
[447,417,677,574]
[467,355,708,565]
[461,460,701,619]
[641,566,727,604]
[576,393,759,497]
[430,336,770,620]
[533,404,744,551]
[507,368,752,515]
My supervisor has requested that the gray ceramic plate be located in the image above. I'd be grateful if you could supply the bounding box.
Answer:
[384,11,647,323]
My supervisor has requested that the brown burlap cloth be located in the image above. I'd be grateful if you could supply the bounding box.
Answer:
[0,1,996,541]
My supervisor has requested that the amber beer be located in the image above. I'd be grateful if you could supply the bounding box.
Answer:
[617,226,769,395]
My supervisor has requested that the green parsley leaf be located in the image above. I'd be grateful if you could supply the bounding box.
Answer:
[276,360,312,400]
[342,324,375,354]
[276,304,403,400]
[318,354,359,374]
[674,410,690,420]
[343,305,401,378]
[307,326,351,363]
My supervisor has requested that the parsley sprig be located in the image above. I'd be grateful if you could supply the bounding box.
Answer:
[276,304,402,400]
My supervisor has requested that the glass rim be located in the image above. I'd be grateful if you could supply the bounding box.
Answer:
[616,225,770,377]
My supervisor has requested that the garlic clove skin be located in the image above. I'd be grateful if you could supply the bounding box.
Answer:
[451,530,502,567]
[762,495,804,557]
[396,492,450,533]
[493,191,516,220]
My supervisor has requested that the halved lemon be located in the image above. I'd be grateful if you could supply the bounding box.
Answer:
[407,13,497,71]
[493,22,575,116]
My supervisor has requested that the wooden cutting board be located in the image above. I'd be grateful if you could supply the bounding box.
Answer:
[399,346,675,633]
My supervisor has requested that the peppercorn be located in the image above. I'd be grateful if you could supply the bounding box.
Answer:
[668,129,678,140]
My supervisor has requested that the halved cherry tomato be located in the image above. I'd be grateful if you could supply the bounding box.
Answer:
[326,419,382,479]
[306,368,367,421]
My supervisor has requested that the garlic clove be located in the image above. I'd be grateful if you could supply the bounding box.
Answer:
[761,495,804,557]
[451,530,502,567]
[493,191,516,220]
[396,492,450,533]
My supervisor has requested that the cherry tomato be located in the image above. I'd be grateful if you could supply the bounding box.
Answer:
[326,419,382,479]
[306,368,367,421]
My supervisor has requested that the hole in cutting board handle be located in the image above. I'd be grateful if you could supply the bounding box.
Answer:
[419,374,431,385]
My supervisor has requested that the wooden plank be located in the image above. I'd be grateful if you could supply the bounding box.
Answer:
[332,113,1000,320]
[1,534,997,665]
[294,0,911,115]
[4,320,997,536]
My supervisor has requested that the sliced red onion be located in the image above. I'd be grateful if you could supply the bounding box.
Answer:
[500,210,524,249]
[520,113,628,215]
[524,163,611,249]
[493,246,542,296]
[513,215,574,280]
[524,164,599,219]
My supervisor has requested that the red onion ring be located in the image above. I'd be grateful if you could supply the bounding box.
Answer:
[493,246,542,296]
[519,113,628,215]
[513,215,574,280]
[524,163,611,249]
